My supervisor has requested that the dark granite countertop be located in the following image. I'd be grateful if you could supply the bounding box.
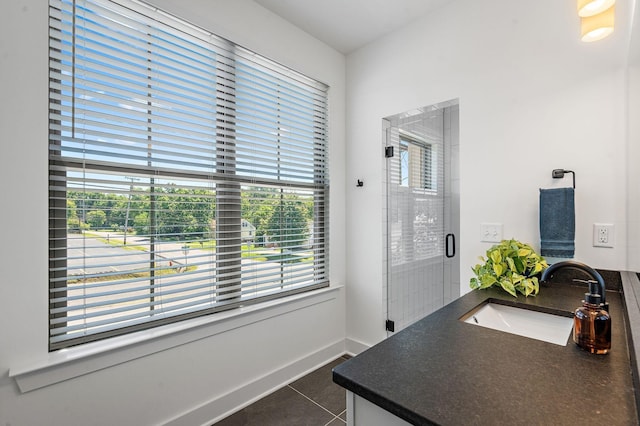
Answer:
[333,276,639,425]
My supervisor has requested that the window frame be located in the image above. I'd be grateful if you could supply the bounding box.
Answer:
[48,0,330,351]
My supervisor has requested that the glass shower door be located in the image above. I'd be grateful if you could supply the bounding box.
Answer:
[384,102,459,334]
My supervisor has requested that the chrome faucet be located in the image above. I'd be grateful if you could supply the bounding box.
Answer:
[540,260,607,306]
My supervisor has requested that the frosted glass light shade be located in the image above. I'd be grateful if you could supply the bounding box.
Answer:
[580,4,615,42]
[577,0,615,17]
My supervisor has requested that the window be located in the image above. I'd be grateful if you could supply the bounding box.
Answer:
[48,0,329,350]
[399,136,434,190]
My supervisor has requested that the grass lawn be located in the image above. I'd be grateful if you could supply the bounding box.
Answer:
[83,231,148,252]
[185,240,312,263]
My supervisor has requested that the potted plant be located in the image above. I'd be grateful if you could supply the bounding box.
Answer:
[470,239,548,297]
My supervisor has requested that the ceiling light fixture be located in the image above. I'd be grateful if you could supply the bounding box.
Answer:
[577,0,615,17]
[579,1,615,42]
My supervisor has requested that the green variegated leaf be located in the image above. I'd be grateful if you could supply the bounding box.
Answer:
[489,249,501,264]
[532,262,543,274]
[493,263,503,277]
[500,279,517,297]
[480,274,497,289]
[470,277,479,289]
[511,273,524,284]
[513,257,525,273]
[531,276,539,295]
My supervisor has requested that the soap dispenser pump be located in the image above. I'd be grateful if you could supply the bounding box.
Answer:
[573,281,611,354]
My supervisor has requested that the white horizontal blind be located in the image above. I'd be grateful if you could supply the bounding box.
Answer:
[48,0,329,350]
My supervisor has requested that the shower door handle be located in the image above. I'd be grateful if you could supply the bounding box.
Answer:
[445,233,456,258]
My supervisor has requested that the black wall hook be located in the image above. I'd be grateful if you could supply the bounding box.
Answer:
[552,169,575,189]
[356,179,364,187]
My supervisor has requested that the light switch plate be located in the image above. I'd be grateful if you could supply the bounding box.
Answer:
[481,223,503,243]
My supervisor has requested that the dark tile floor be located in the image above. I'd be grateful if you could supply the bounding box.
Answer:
[215,356,350,425]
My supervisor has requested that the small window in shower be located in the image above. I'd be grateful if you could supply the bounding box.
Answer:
[399,136,435,191]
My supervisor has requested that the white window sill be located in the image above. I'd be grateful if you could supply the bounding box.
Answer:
[10,285,342,393]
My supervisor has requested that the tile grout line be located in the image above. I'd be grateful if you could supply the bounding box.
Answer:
[332,409,347,424]
[287,384,344,421]
[323,415,346,426]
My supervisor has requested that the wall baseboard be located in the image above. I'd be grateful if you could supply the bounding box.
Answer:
[163,339,349,426]
[344,337,371,356]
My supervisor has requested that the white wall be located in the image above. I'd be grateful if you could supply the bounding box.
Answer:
[628,1,640,272]
[345,0,633,346]
[0,1,346,425]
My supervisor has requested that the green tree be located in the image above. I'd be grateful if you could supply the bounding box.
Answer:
[153,187,215,240]
[68,191,131,229]
[67,198,78,220]
[133,211,149,235]
[251,204,275,245]
[242,187,278,238]
[66,198,85,231]
[86,210,107,229]
[266,197,309,250]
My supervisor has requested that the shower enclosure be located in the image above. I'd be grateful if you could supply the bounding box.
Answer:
[383,101,460,334]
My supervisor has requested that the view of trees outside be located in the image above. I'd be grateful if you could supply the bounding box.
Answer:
[67,186,313,250]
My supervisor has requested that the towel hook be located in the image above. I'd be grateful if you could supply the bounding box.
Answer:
[552,169,575,189]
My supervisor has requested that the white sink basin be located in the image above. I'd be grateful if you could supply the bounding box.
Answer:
[462,302,574,346]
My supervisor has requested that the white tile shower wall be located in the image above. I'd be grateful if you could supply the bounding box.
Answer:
[389,259,446,331]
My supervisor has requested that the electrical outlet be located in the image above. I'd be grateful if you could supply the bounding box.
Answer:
[598,227,608,243]
[481,223,503,243]
[593,223,614,248]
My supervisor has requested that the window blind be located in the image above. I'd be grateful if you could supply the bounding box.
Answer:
[48,0,329,350]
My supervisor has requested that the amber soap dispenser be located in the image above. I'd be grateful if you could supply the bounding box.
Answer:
[573,281,611,354]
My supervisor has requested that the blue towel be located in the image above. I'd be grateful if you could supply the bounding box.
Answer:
[539,188,575,258]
